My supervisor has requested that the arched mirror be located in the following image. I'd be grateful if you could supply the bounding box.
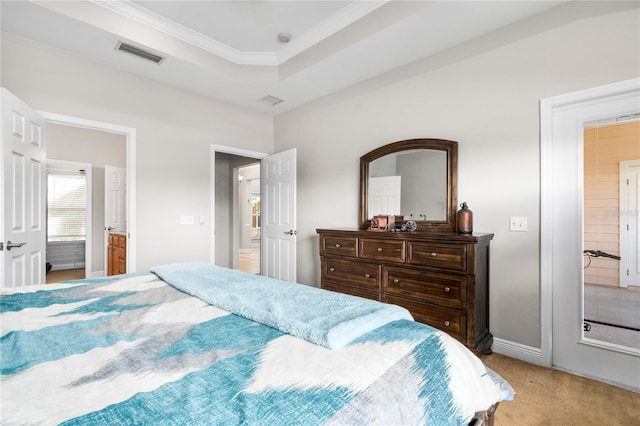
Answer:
[360,138,458,232]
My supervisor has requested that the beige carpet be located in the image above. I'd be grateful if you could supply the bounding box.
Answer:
[483,353,640,425]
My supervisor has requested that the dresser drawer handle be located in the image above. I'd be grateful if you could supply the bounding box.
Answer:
[377,247,383,252]
[393,278,399,284]
[430,252,437,257]
[444,320,450,327]
[329,267,335,272]
[444,287,451,293]
[364,273,371,279]
[335,243,341,248]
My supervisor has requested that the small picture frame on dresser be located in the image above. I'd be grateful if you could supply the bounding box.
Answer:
[370,215,395,231]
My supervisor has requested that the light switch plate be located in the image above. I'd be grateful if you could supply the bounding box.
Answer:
[180,215,194,225]
[509,216,527,231]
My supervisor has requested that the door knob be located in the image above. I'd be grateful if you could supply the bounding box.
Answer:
[6,241,26,251]
[283,230,297,236]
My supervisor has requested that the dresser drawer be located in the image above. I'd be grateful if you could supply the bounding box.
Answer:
[323,281,381,302]
[383,266,466,308]
[384,295,466,341]
[359,238,405,262]
[407,242,466,271]
[322,258,379,291]
[321,236,358,257]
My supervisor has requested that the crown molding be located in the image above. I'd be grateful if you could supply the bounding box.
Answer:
[275,1,387,63]
[93,0,387,66]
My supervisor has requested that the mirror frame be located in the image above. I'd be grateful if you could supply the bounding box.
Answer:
[359,138,458,233]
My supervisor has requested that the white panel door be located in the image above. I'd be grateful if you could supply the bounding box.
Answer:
[1,88,46,288]
[368,176,401,217]
[261,149,296,281]
[104,165,126,273]
[104,165,126,233]
[620,162,640,287]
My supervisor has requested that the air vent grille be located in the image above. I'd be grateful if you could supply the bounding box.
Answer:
[257,95,284,107]
[115,41,165,64]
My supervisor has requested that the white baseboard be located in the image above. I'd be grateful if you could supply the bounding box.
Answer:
[50,263,86,272]
[492,337,545,366]
[90,270,105,278]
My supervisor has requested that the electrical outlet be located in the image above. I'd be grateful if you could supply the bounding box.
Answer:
[509,216,527,232]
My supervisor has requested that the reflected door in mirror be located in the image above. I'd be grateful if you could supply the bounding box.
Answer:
[368,176,401,216]
[368,149,447,220]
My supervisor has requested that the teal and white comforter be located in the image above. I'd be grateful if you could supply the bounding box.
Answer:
[1,263,513,425]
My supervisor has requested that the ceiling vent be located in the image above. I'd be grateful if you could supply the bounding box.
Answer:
[115,41,165,64]
[257,95,284,107]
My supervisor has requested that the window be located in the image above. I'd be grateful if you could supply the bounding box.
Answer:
[47,173,86,242]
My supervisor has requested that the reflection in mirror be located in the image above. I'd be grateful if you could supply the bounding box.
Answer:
[582,119,640,352]
[368,150,447,220]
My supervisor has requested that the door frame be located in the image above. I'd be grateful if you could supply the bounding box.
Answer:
[540,78,640,388]
[46,159,93,277]
[210,144,267,267]
[40,112,137,274]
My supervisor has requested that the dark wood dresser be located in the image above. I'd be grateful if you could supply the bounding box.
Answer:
[317,228,493,354]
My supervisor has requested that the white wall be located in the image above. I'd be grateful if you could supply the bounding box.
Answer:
[1,33,274,271]
[274,2,640,349]
[47,123,126,274]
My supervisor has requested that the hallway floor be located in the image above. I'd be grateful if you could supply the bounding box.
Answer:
[46,268,85,284]
[239,246,260,275]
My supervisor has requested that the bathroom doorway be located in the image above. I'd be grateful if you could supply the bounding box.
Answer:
[542,78,640,391]
[583,118,640,351]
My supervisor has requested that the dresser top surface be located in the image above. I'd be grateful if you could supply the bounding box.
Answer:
[316,228,493,243]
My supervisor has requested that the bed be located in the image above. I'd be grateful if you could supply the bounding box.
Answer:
[1,262,513,425]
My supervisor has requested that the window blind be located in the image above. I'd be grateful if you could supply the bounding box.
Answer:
[47,173,86,242]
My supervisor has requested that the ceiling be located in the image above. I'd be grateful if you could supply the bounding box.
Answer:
[1,0,566,115]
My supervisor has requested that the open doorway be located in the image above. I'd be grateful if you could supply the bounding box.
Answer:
[582,118,640,350]
[238,163,261,274]
[45,160,91,283]
[44,121,127,282]
[542,78,640,391]
[212,146,297,281]
[212,146,264,273]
